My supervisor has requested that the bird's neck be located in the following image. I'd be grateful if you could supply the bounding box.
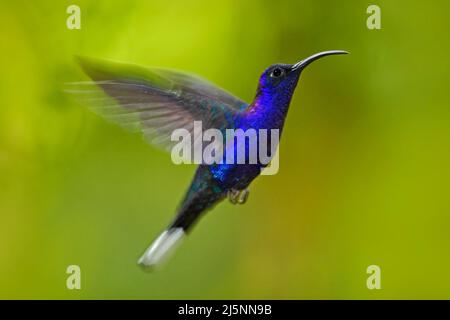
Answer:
[242,89,293,130]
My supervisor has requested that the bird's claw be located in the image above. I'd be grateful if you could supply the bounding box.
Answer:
[228,189,239,204]
[227,188,249,205]
[237,189,249,204]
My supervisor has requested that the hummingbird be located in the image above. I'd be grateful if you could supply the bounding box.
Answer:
[69,50,348,268]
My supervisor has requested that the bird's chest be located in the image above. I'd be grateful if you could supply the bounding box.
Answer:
[209,162,261,190]
[208,113,283,190]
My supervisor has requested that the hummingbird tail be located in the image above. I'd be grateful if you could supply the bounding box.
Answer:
[138,166,226,269]
[138,228,185,269]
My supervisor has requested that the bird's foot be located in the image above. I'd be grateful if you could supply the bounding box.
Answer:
[237,189,249,204]
[227,188,249,205]
[228,189,240,204]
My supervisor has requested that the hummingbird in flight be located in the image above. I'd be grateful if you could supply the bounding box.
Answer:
[69,50,348,268]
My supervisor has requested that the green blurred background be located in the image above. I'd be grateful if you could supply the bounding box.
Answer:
[1,0,450,299]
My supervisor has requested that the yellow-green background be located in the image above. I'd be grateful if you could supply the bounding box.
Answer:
[1,0,450,299]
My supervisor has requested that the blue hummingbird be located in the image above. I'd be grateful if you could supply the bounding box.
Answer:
[69,50,347,268]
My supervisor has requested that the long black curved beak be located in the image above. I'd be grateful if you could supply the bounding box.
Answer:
[291,50,348,72]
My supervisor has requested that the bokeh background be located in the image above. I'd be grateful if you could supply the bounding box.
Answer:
[1,0,450,299]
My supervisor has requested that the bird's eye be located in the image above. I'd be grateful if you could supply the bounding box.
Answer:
[271,67,283,78]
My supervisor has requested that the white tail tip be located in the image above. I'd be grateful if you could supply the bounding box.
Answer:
[138,228,185,269]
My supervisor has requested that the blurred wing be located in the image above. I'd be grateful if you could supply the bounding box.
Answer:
[66,56,248,153]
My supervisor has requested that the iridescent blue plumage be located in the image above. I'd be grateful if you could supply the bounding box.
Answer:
[70,50,348,268]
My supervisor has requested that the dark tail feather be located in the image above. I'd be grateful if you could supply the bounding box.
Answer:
[138,166,225,268]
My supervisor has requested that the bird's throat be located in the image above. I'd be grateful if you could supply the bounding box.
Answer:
[243,90,293,131]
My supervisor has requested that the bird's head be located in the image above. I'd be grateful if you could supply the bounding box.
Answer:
[256,50,348,104]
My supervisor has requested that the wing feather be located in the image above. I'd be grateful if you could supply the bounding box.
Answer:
[66,57,247,156]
